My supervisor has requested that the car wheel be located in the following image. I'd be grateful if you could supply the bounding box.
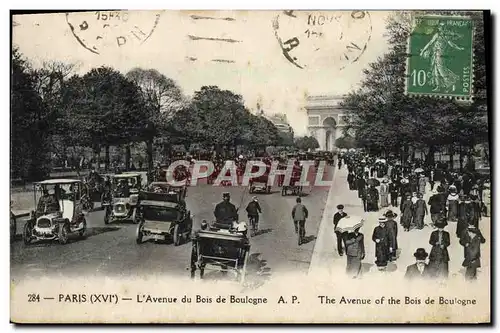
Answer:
[136,224,144,244]
[23,222,32,245]
[90,200,95,211]
[104,210,110,225]
[79,219,87,238]
[58,224,69,245]
[173,224,180,246]
[131,209,138,224]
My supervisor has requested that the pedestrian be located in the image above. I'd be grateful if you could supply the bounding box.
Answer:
[356,175,366,199]
[379,179,389,208]
[338,157,342,170]
[413,193,428,230]
[400,195,413,232]
[459,222,486,281]
[456,194,468,238]
[428,219,450,279]
[469,194,482,229]
[347,171,356,190]
[428,189,444,229]
[366,184,379,212]
[429,170,435,191]
[372,217,390,271]
[481,183,490,217]
[292,197,308,245]
[333,204,347,256]
[418,173,427,195]
[344,228,365,278]
[389,180,399,207]
[404,248,432,280]
[447,187,459,222]
[384,210,398,261]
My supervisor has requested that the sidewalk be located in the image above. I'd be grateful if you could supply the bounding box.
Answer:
[309,166,491,284]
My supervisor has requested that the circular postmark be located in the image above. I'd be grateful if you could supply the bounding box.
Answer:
[66,10,161,55]
[272,10,372,70]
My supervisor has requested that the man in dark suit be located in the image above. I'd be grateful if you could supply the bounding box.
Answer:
[404,248,432,280]
[344,228,365,278]
[333,204,348,256]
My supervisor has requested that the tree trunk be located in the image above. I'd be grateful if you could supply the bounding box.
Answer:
[459,145,464,172]
[448,144,454,171]
[402,144,409,164]
[105,146,110,171]
[146,139,154,184]
[125,144,131,171]
[94,145,101,171]
[426,145,436,168]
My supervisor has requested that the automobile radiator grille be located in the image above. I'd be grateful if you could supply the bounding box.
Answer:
[37,218,52,228]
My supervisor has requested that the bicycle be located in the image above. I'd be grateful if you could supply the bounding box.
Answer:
[295,220,306,245]
[248,215,259,236]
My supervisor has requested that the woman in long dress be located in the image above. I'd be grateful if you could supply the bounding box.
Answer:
[379,179,389,208]
[447,187,459,222]
[400,195,414,232]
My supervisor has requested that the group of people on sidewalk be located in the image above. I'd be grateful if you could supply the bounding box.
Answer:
[333,151,489,282]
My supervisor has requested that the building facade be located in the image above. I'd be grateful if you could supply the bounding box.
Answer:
[305,95,348,151]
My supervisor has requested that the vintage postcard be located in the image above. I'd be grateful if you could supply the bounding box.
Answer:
[10,9,491,323]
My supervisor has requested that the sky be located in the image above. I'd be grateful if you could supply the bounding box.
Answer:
[13,10,392,135]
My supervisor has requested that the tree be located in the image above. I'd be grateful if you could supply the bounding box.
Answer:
[126,68,185,172]
[11,48,49,180]
[335,135,357,149]
[62,67,147,169]
[294,136,319,151]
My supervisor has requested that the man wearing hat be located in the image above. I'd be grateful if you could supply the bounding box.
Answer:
[428,189,444,229]
[404,248,431,280]
[292,197,309,245]
[245,196,262,235]
[372,217,390,270]
[459,222,486,280]
[389,179,399,207]
[333,204,348,256]
[214,192,238,227]
[428,218,450,279]
[414,193,428,230]
[400,195,413,232]
[384,210,398,261]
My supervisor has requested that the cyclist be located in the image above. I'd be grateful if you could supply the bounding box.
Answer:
[292,197,308,245]
[245,196,262,235]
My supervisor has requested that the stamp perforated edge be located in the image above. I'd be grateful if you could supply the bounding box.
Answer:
[404,12,476,102]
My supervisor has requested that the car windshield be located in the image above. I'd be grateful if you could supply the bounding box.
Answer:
[142,206,179,221]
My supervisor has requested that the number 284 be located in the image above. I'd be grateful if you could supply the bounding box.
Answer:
[410,69,428,87]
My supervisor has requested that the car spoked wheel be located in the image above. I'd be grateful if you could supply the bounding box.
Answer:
[136,223,144,244]
[131,209,139,224]
[58,224,69,245]
[23,223,33,245]
[173,224,180,246]
[79,219,87,238]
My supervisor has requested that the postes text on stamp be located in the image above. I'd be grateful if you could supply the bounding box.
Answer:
[406,15,474,99]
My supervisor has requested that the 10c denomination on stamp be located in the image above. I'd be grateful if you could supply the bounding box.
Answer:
[406,15,474,99]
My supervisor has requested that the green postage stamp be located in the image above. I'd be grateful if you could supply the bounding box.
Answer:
[406,15,474,99]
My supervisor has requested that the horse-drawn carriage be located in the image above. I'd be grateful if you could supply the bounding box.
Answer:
[190,222,250,283]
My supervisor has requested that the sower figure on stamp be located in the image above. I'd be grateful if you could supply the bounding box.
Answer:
[459,222,486,281]
[333,204,347,256]
[405,248,432,280]
[428,218,450,279]
[344,228,365,279]
[372,217,390,271]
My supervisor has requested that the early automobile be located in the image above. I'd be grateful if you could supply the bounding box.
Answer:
[281,165,303,196]
[103,173,142,224]
[148,181,187,200]
[248,163,272,194]
[23,179,87,245]
[135,191,192,245]
[190,222,250,283]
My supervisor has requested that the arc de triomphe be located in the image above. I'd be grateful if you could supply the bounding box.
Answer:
[305,95,348,151]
